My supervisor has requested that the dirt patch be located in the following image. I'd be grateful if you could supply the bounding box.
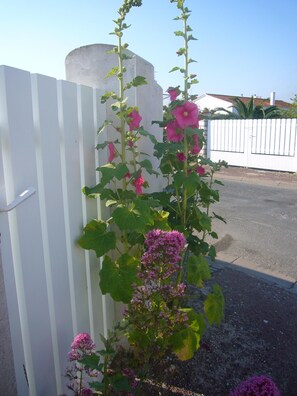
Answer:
[142,266,297,396]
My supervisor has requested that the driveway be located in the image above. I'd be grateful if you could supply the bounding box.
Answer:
[210,167,297,285]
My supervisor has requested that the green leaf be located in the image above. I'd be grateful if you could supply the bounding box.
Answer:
[169,66,180,73]
[99,254,140,303]
[188,34,198,41]
[171,326,200,361]
[138,127,158,144]
[106,199,118,207]
[187,255,211,287]
[212,212,226,224]
[97,120,113,134]
[138,159,159,175]
[105,66,119,79]
[101,91,117,104]
[130,75,147,87]
[174,30,185,37]
[184,171,201,196]
[111,374,131,392]
[204,284,225,326]
[208,245,216,261]
[149,210,171,231]
[112,199,153,233]
[81,354,103,371]
[98,163,129,187]
[78,220,116,257]
[89,381,105,391]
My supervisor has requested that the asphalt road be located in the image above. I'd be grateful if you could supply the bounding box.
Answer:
[210,179,297,282]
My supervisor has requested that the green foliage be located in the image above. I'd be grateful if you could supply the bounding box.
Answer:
[212,96,282,119]
[281,94,297,118]
[76,1,227,388]
[78,220,116,257]
[99,254,140,303]
[204,283,225,325]
[187,255,211,287]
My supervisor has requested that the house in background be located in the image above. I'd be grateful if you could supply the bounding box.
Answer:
[195,92,291,115]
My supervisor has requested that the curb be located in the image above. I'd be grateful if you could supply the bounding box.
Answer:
[211,253,297,294]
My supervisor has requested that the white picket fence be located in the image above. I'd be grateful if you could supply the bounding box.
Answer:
[0,66,116,396]
[207,118,297,172]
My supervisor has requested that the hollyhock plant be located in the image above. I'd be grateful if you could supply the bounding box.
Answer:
[231,375,281,396]
[108,142,116,162]
[166,119,184,142]
[127,109,142,131]
[133,174,145,195]
[173,101,199,129]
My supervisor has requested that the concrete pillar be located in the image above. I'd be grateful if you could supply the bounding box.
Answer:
[65,44,164,193]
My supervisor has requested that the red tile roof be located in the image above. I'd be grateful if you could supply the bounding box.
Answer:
[205,93,291,109]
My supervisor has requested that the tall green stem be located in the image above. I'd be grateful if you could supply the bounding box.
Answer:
[118,28,127,191]
[182,2,189,227]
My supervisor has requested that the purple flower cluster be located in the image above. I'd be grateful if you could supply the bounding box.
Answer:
[64,333,98,396]
[231,375,281,396]
[68,333,95,361]
[140,229,186,279]
[126,230,189,347]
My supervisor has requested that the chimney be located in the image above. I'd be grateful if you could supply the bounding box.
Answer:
[270,91,275,105]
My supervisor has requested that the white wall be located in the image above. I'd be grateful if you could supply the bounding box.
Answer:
[196,94,233,113]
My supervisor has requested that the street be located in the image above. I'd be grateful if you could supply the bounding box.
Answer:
[210,179,297,281]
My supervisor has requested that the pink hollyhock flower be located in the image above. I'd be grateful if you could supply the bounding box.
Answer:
[191,134,201,155]
[108,142,116,162]
[167,87,179,101]
[133,175,145,195]
[173,101,198,129]
[176,152,186,162]
[195,166,205,175]
[127,109,142,131]
[166,120,184,142]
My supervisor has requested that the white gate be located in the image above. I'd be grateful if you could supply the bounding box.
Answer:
[207,118,297,172]
[0,66,115,396]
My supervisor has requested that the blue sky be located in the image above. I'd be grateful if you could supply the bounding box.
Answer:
[1,0,296,102]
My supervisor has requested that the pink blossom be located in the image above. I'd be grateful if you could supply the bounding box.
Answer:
[165,120,184,142]
[167,87,179,101]
[176,152,186,162]
[68,333,95,361]
[133,175,145,195]
[195,166,205,175]
[191,134,201,155]
[127,109,142,131]
[173,101,199,129]
[128,140,134,148]
[108,142,116,162]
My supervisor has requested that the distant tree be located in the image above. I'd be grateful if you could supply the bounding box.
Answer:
[281,94,297,118]
[211,97,281,119]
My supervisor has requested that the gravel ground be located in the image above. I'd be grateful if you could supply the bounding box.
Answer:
[142,264,297,396]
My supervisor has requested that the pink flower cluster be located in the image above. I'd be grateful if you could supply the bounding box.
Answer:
[68,333,95,362]
[141,229,186,278]
[231,375,280,396]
